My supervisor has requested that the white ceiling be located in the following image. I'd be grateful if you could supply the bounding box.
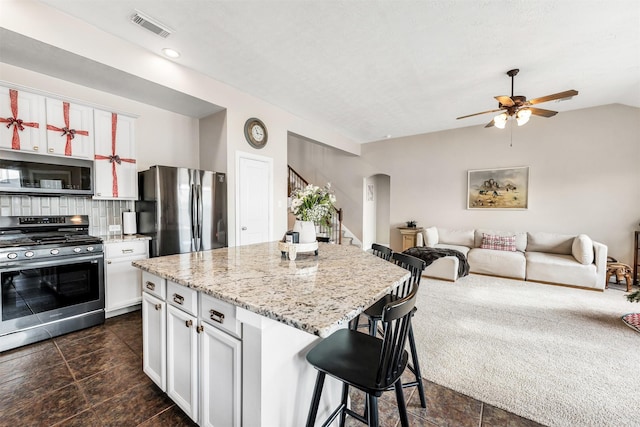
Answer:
[16,1,640,142]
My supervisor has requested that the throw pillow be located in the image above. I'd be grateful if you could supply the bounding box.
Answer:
[572,234,594,265]
[423,226,438,247]
[481,233,517,252]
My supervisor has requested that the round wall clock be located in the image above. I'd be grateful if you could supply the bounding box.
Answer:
[244,118,268,149]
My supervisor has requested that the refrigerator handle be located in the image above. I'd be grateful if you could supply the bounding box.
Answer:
[190,184,197,243]
[197,184,203,240]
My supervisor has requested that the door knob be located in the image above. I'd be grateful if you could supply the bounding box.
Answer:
[241,226,247,231]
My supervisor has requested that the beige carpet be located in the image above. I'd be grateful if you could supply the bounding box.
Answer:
[412,274,639,427]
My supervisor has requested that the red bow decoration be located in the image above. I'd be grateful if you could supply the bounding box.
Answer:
[46,102,89,156]
[0,89,40,150]
[94,113,136,197]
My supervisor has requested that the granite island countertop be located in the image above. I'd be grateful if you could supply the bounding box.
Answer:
[132,241,410,337]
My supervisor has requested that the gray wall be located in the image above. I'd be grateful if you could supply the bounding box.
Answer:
[289,104,640,264]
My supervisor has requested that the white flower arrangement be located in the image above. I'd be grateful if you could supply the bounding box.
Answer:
[290,183,336,228]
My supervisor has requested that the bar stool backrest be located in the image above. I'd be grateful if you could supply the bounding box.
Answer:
[390,252,426,299]
[371,243,393,261]
[377,287,419,387]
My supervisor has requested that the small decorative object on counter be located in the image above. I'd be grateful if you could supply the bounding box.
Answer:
[290,183,336,244]
[406,220,417,228]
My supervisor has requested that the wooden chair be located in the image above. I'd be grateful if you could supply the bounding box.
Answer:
[305,286,419,427]
[371,243,393,261]
[362,252,427,408]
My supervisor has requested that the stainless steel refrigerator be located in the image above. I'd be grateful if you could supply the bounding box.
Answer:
[136,165,227,257]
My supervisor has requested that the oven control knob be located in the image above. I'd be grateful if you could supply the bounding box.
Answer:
[7,252,18,259]
[87,246,95,252]
[25,251,35,258]
[73,247,82,253]
[50,249,60,255]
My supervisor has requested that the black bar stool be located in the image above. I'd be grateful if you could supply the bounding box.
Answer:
[305,286,420,427]
[362,252,427,408]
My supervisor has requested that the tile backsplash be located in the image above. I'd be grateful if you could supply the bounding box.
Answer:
[0,195,134,237]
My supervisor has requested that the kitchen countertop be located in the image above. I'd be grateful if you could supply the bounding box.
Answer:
[132,242,410,337]
[99,234,151,243]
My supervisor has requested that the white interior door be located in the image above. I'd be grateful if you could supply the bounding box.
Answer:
[237,153,272,246]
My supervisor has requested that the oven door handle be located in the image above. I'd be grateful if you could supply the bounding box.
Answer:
[1,253,104,270]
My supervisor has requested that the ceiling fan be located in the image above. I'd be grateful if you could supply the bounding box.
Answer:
[457,69,578,128]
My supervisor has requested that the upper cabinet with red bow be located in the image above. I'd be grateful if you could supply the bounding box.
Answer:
[93,109,137,200]
[1,85,95,161]
[45,99,94,159]
[0,86,46,153]
[1,83,138,200]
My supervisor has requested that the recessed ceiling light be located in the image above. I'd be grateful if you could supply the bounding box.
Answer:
[162,48,180,58]
[385,134,392,139]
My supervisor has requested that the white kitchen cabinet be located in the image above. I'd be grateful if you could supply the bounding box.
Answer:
[104,240,149,318]
[0,86,46,153]
[142,291,166,391]
[167,303,199,422]
[45,98,94,159]
[93,109,137,200]
[200,322,242,427]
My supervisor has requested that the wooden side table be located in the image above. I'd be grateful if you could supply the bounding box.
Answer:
[398,227,424,251]
[634,231,639,286]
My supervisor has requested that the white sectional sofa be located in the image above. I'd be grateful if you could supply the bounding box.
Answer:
[415,227,608,290]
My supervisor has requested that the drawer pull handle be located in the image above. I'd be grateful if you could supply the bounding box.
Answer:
[122,249,134,254]
[196,325,204,334]
[173,294,184,305]
[210,309,225,324]
[185,319,193,328]
[146,281,156,291]
[154,303,161,311]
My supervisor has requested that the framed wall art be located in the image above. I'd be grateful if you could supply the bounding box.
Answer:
[467,166,529,209]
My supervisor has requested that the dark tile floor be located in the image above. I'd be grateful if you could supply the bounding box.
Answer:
[0,311,544,427]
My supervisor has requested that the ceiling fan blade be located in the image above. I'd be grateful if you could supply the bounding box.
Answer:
[484,119,495,128]
[528,107,558,117]
[456,108,504,120]
[495,96,514,107]
[528,90,578,105]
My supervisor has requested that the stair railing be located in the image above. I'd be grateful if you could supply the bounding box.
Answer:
[288,165,342,244]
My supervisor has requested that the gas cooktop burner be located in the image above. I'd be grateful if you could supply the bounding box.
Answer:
[0,215,102,249]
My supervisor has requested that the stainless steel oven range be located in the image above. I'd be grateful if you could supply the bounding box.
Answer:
[0,215,104,352]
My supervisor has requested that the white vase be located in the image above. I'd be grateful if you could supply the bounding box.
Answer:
[293,220,316,244]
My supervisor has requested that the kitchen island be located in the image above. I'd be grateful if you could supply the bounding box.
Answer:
[133,241,410,426]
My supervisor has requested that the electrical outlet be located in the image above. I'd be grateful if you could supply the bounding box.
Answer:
[109,224,122,233]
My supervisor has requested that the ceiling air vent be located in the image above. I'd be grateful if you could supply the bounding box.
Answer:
[130,10,173,38]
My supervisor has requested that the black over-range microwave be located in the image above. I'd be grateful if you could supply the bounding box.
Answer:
[0,151,93,196]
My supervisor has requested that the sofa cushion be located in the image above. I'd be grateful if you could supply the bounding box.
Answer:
[423,226,439,247]
[437,228,474,247]
[481,233,517,252]
[526,231,575,255]
[467,248,526,279]
[571,234,594,265]
[525,251,598,288]
[434,243,470,257]
[474,229,527,252]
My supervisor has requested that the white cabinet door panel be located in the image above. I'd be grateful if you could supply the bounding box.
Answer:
[0,86,46,153]
[142,292,166,391]
[167,304,198,422]
[45,98,93,159]
[200,324,242,427]
[94,109,137,199]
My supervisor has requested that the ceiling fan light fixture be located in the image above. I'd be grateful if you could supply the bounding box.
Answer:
[494,112,508,129]
[516,108,532,126]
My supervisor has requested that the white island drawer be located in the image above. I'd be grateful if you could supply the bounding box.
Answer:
[167,281,198,316]
[142,271,166,301]
[200,293,241,338]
